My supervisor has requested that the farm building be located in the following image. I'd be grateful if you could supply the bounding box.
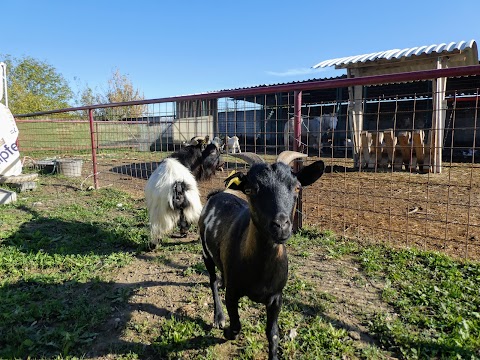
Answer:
[144,40,479,171]
[312,39,479,172]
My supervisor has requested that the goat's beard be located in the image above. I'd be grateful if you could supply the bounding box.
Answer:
[172,181,190,210]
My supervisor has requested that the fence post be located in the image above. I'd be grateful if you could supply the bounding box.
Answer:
[293,90,303,232]
[88,108,99,189]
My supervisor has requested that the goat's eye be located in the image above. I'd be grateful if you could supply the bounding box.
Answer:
[244,186,257,196]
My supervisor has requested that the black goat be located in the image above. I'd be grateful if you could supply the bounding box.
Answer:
[145,140,223,244]
[198,151,325,360]
[170,141,223,181]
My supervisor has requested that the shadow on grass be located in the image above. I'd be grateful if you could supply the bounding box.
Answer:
[3,205,147,256]
[0,278,224,359]
[2,204,223,358]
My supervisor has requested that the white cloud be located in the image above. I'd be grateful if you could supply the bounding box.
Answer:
[266,67,328,77]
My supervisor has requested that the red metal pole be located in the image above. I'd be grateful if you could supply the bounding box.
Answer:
[294,90,302,153]
[293,90,303,231]
[88,108,99,189]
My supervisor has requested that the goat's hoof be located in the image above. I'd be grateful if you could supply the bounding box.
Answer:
[224,327,239,340]
[214,315,225,329]
[147,242,158,251]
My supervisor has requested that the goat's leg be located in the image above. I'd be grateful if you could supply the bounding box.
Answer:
[266,294,282,360]
[224,289,241,340]
[203,254,225,328]
[177,209,189,237]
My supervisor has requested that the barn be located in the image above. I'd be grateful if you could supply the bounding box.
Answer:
[166,40,478,172]
[312,39,479,172]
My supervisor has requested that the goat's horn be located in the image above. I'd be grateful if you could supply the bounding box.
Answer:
[230,152,265,165]
[276,151,307,165]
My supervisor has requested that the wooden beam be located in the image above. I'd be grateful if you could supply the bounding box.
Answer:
[371,131,384,169]
[360,131,372,169]
[424,129,434,173]
[348,69,364,167]
[397,131,411,170]
[413,130,425,172]
[383,129,396,166]
[432,57,448,173]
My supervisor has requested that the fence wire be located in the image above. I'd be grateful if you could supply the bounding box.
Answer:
[15,71,480,260]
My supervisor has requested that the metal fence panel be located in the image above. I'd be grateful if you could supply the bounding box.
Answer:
[13,67,480,260]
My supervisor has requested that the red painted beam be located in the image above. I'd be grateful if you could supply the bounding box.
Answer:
[14,65,480,118]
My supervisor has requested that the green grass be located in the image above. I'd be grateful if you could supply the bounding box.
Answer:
[17,121,92,150]
[152,316,210,359]
[361,245,480,359]
[1,176,480,359]
[0,183,148,358]
[17,120,146,150]
[284,227,480,359]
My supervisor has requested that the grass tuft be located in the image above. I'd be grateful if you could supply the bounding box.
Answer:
[2,174,479,359]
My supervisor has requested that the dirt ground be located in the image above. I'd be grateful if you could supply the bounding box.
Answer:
[85,153,480,261]
[86,233,391,359]
[24,160,479,358]
[301,158,480,261]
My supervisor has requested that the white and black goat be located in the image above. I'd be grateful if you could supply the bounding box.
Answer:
[145,140,223,245]
[211,136,224,151]
[198,151,325,360]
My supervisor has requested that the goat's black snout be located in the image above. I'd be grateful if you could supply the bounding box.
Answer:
[270,213,292,242]
[172,181,189,210]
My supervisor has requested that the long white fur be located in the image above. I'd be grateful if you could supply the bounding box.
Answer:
[145,158,203,244]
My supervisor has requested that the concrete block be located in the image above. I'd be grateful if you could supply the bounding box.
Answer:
[9,181,37,192]
[0,188,17,204]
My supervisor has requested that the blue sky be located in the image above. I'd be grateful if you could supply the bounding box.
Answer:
[2,0,479,101]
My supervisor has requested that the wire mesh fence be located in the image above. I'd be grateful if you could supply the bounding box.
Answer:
[14,67,480,260]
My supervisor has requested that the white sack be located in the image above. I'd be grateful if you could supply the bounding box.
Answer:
[0,103,22,176]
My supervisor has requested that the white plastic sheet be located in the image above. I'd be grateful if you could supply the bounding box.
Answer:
[0,64,3,103]
[0,103,22,176]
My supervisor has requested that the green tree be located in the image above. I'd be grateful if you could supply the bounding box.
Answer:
[2,55,73,115]
[79,68,146,120]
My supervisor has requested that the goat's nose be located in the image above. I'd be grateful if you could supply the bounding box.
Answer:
[272,213,291,231]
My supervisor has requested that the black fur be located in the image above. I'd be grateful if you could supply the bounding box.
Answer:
[178,209,189,236]
[169,142,223,182]
[166,141,223,234]
[171,181,190,236]
[199,160,325,360]
[172,181,189,210]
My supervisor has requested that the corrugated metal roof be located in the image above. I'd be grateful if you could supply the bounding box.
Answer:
[312,40,478,69]
[214,75,347,93]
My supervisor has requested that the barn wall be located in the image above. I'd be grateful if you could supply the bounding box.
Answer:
[217,110,263,140]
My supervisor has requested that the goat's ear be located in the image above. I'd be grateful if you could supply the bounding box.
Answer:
[224,171,247,191]
[295,160,325,187]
